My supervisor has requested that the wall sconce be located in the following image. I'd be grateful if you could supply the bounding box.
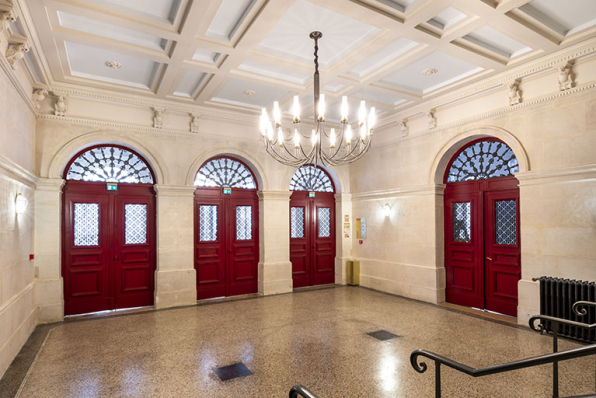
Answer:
[15,193,28,214]
[383,203,391,218]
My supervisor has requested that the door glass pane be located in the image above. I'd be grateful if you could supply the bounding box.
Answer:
[125,204,147,245]
[236,206,252,240]
[318,208,331,238]
[199,205,218,241]
[290,207,304,238]
[453,202,471,243]
[74,203,99,246]
[495,200,517,245]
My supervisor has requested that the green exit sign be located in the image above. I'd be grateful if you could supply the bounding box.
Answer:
[107,183,118,191]
[309,192,316,198]
[223,187,232,195]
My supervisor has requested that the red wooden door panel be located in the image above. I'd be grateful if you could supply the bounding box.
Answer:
[63,192,111,315]
[63,183,156,316]
[445,183,484,310]
[313,196,335,285]
[484,189,521,317]
[194,188,259,299]
[290,196,310,288]
[229,196,259,296]
[290,191,335,288]
[114,189,156,310]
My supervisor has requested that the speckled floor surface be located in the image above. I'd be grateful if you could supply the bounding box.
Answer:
[15,287,596,397]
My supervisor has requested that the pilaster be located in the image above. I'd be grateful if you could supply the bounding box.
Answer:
[154,185,196,308]
[257,190,293,295]
[334,193,352,285]
[34,177,65,323]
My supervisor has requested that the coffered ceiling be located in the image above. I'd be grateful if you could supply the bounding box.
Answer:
[20,0,596,119]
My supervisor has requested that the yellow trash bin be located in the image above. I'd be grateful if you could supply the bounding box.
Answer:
[347,260,360,286]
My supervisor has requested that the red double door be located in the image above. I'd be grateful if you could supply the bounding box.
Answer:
[290,191,336,288]
[194,188,259,300]
[444,177,521,317]
[63,183,156,316]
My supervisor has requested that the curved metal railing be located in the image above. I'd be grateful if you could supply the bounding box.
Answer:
[289,385,319,398]
[410,300,596,398]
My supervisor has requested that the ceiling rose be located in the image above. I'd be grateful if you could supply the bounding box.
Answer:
[259,31,375,167]
[105,61,122,69]
[422,68,438,75]
[244,90,256,96]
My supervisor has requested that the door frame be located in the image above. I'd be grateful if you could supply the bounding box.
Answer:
[193,156,260,300]
[443,138,521,317]
[61,145,157,316]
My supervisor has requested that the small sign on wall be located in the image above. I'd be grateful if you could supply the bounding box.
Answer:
[344,223,350,238]
[355,218,367,239]
[106,183,118,191]
[309,192,316,198]
[223,187,232,194]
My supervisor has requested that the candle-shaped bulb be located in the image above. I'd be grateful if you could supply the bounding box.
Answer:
[273,101,281,126]
[360,124,367,140]
[330,128,336,147]
[317,94,325,121]
[340,96,348,122]
[292,96,300,122]
[311,129,317,146]
[267,122,274,142]
[368,107,376,130]
[277,126,284,146]
[358,100,366,126]
[345,125,353,144]
[293,129,300,148]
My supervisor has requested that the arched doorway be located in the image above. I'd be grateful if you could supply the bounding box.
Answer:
[289,166,336,288]
[62,145,156,315]
[193,157,259,299]
[444,139,521,317]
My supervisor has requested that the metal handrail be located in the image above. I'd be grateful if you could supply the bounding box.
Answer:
[528,300,596,397]
[289,385,319,398]
[410,344,596,397]
[411,300,596,398]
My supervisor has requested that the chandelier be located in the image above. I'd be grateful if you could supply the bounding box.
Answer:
[259,31,376,167]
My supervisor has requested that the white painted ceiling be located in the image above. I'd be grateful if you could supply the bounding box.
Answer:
[22,0,596,117]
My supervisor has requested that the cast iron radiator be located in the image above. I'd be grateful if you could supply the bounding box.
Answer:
[537,276,595,343]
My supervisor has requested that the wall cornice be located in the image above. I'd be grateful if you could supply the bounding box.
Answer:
[516,164,596,186]
[351,184,445,200]
[35,177,64,191]
[0,49,38,116]
[0,155,37,188]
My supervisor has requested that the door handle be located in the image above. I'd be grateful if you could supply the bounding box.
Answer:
[486,257,492,261]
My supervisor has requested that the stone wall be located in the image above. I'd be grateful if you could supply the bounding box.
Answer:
[0,59,37,378]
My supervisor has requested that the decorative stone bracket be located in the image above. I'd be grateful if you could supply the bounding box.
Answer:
[400,119,409,137]
[53,93,67,116]
[5,33,29,71]
[153,107,164,129]
[508,80,521,106]
[557,61,574,91]
[0,0,16,34]
[190,113,200,133]
[32,88,48,110]
[427,110,436,129]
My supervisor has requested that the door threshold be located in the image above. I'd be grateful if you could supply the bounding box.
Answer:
[293,284,336,293]
[64,306,155,321]
[196,293,261,306]
[440,302,517,325]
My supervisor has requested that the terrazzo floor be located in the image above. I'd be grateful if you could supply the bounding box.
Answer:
[12,287,596,397]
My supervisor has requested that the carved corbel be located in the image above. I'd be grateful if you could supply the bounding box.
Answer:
[399,119,409,137]
[32,88,48,110]
[427,110,436,130]
[0,1,17,33]
[190,113,200,133]
[508,80,521,106]
[152,107,164,129]
[557,61,574,91]
[5,34,29,71]
[53,94,67,116]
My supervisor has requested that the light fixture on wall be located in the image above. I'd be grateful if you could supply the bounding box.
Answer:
[15,193,28,214]
[259,31,375,167]
[383,203,391,218]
